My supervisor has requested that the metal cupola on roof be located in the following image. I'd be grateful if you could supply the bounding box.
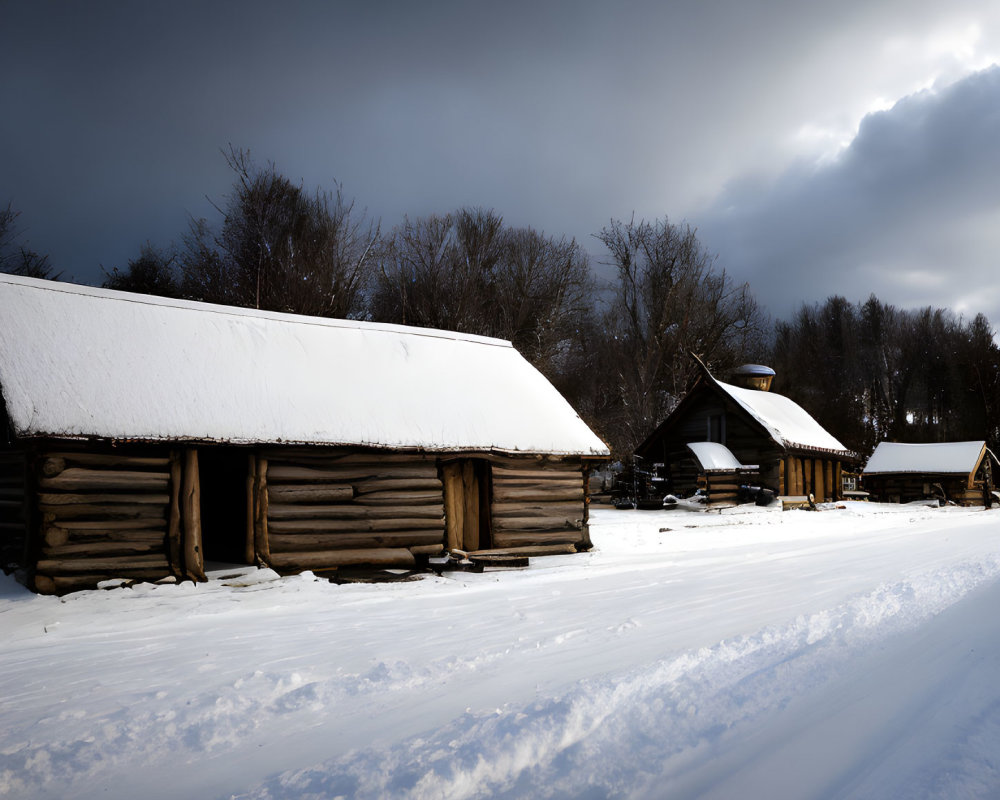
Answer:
[729,364,776,392]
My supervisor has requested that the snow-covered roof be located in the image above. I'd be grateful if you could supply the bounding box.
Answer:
[0,275,609,456]
[686,442,756,471]
[863,441,987,475]
[714,380,851,455]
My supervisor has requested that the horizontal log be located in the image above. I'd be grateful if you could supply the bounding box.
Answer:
[267,517,445,534]
[352,490,444,506]
[489,456,581,471]
[269,531,443,552]
[493,516,583,532]
[490,469,583,481]
[267,503,444,521]
[39,469,170,491]
[41,504,167,521]
[0,487,24,499]
[54,518,167,531]
[42,540,167,558]
[354,478,443,494]
[267,465,438,483]
[38,492,171,506]
[492,487,584,503]
[0,451,25,462]
[264,448,435,464]
[43,452,171,469]
[35,554,171,576]
[467,543,579,557]
[267,548,416,570]
[410,544,446,556]
[63,529,167,544]
[33,569,175,595]
[0,499,22,510]
[491,501,583,519]
[490,531,584,548]
[265,485,355,503]
[0,521,26,531]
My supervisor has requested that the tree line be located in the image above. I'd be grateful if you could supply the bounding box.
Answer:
[4,148,1000,460]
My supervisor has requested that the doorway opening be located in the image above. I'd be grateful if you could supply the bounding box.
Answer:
[198,447,251,564]
[442,458,492,552]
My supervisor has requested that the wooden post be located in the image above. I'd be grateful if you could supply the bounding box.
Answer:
[779,458,787,495]
[825,460,834,501]
[167,451,182,575]
[792,457,803,496]
[182,448,205,581]
[442,462,464,551]
[461,461,479,552]
[835,462,843,500]
[813,459,826,502]
[254,455,270,565]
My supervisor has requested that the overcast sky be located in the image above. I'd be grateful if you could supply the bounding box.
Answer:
[3,0,999,324]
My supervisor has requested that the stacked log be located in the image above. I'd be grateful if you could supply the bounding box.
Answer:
[32,449,175,594]
[697,470,743,507]
[263,449,445,570]
[489,457,586,549]
[0,449,27,574]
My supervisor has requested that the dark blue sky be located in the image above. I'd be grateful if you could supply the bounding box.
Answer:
[3,0,1000,322]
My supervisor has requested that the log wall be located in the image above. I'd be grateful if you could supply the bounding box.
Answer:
[31,448,177,594]
[865,473,988,506]
[262,449,445,570]
[489,456,587,549]
[0,449,27,575]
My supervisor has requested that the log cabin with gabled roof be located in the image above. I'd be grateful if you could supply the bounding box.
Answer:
[636,358,857,504]
[0,274,609,594]
[862,440,997,506]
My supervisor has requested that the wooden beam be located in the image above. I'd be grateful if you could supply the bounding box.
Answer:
[182,449,205,581]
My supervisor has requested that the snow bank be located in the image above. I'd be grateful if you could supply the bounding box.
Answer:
[1,504,999,799]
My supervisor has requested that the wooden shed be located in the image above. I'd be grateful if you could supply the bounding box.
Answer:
[635,361,856,503]
[0,275,609,594]
[862,441,997,506]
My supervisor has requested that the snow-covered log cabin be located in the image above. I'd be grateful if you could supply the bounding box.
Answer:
[862,441,996,506]
[0,275,609,594]
[635,361,857,503]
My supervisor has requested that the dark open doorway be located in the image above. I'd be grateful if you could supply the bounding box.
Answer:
[198,447,251,564]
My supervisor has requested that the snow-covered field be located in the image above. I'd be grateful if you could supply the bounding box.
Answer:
[2,502,1000,800]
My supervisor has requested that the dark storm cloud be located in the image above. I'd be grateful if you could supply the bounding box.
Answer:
[3,0,1000,307]
[699,66,1000,323]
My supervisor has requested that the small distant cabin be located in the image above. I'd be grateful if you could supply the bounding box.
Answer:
[636,361,856,503]
[862,441,997,506]
[0,275,609,594]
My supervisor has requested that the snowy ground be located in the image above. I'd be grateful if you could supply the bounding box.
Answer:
[2,502,1000,799]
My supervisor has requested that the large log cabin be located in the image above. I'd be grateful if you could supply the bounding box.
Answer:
[0,275,609,594]
[862,441,997,506]
[636,361,857,503]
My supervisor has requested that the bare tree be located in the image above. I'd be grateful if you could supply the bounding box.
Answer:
[180,147,379,318]
[102,243,181,297]
[0,203,59,279]
[593,215,768,456]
